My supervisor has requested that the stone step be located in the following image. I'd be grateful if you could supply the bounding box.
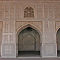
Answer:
[0,57,59,60]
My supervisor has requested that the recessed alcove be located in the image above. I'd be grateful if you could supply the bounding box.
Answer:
[56,28,60,57]
[18,27,40,57]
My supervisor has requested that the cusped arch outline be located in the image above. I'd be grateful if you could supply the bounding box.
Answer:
[17,24,41,36]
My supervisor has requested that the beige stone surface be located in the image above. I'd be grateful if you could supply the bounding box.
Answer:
[0,22,3,56]
[41,43,57,57]
[0,0,60,58]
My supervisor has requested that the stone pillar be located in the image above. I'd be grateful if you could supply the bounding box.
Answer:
[41,21,57,57]
[1,3,16,58]
[1,21,16,58]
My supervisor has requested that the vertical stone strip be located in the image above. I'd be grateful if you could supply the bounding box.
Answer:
[1,1,16,58]
[41,20,57,57]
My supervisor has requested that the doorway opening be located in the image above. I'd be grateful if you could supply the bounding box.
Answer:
[18,27,40,57]
[56,28,60,57]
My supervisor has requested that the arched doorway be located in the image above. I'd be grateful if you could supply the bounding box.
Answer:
[18,27,40,57]
[56,28,60,56]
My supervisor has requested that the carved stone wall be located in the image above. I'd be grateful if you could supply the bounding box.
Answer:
[0,0,60,58]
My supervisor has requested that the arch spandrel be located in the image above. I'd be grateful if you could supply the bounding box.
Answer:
[56,21,60,33]
[17,24,40,35]
[16,21,43,35]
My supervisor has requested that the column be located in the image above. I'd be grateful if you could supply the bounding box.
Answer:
[41,20,57,57]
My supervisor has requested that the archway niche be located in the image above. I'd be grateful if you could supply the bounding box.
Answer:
[17,25,41,57]
[56,28,60,56]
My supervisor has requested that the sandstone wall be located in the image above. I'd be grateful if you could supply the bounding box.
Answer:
[0,0,59,58]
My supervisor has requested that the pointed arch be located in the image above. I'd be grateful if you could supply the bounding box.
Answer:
[16,24,41,57]
[17,24,41,36]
